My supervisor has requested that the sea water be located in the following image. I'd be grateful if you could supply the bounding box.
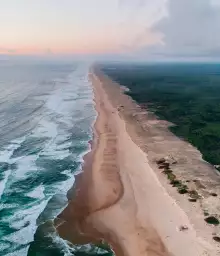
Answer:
[0,57,111,256]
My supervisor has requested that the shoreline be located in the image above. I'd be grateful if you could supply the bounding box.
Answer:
[55,70,124,254]
[55,68,220,255]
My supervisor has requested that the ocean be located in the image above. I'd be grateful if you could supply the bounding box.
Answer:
[0,58,103,255]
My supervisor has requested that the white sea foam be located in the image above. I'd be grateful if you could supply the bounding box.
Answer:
[0,137,26,199]
[0,137,25,162]
[0,168,12,199]
[12,155,38,179]
[26,184,45,200]
[3,198,50,245]
[0,62,96,255]
[58,169,76,193]
[34,119,58,138]
[4,247,29,256]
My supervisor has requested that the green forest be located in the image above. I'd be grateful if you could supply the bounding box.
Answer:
[102,63,220,169]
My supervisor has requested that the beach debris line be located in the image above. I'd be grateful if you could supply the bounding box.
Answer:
[204,211,209,216]
[156,157,189,194]
[156,158,166,165]
[159,162,170,169]
[117,105,124,111]
[188,198,197,202]
[188,190,200,202]
[179,225,189,231]
[156,155,220,244]
[156,156,204,198]
[210,192,218,197]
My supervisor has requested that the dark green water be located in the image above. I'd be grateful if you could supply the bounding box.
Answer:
[0,58,114,256]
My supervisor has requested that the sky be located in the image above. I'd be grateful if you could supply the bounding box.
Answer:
[0,0,220,60]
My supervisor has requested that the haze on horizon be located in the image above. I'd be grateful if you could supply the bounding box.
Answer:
[1,0,220,61]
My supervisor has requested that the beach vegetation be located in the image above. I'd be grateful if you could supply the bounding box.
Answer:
[167,172,176,181]
[204,216,220,225]
[213,236,220,242]
[170,179,182,187]
[102,63,220,170]
[177,186,188,194]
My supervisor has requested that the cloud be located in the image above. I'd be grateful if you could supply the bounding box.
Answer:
[138,0,220,59]
[117,0,167,52]
[118,0,147,9]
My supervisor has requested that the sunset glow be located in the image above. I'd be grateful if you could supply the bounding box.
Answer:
[0,0,165,56]
[1,0,220,59]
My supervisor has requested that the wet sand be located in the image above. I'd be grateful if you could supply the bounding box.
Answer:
[55,68,220,255]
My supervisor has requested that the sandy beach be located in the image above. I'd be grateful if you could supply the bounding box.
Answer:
[55,67,220,256]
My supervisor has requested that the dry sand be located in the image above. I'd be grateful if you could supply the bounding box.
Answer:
[55,68,220,256]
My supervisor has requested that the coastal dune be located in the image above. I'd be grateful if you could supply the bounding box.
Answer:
[56,69,219,255]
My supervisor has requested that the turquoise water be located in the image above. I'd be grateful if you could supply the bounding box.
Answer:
[0,58,112,255]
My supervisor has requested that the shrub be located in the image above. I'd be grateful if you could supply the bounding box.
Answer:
[204,216,220,225]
